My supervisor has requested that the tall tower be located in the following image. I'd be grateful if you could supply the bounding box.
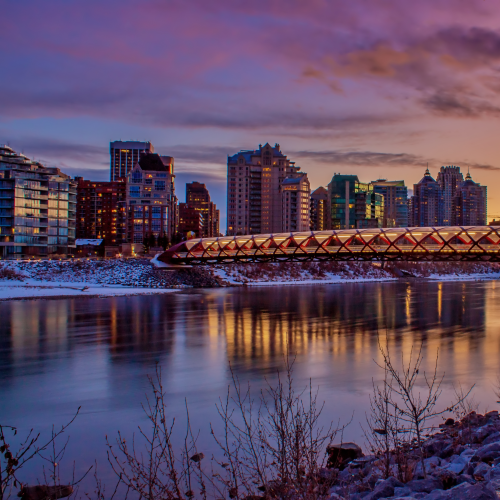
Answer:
[226,143,302,235]
[370,179,408,228]
[110,141,154,181]
[310,186,329,231]
[411,168,444,227]
[436,166,464,225]
[452,172,487,225]
[186,182,220,237]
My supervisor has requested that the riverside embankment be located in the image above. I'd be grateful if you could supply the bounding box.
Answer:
[0,259,499,300]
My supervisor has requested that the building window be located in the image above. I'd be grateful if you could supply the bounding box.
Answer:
[131,170,142,184]
[130,186,140,198]
[154,180,166,191]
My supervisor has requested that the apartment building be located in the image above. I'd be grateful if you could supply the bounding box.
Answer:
[0,145,76,258]
[110,140,154,181]
[125,153,177,243]
[227,143,305,235]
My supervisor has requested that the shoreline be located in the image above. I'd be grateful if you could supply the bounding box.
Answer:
[0,272,498,300]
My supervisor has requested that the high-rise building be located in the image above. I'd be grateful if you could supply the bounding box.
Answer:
[125,153,177,243]
[310,187,329,231]
[328,174,384,229]
[281,174,310,232]
[110,141,154,181]
[76,179,127,245]
[355,190,384,228]
[371,179,408,227]
[411,168,444,227]
[0,145,76,258]
[437,166,464,225]
[227,143,304,235]
[186,182,219,237]
[452,172,487,225]
[178,203,203,238]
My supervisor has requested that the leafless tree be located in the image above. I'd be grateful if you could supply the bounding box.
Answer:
[364,372,413,483]
[376,340,472,479]
[211,356,347,499]
[0,409,83,500]
[106,365,207,500]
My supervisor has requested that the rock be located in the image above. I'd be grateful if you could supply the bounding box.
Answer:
[484,464,500,481]
[406,477,443,493]
[476,442,500,463]
[472,425,498,443]
[482,431,500,445]
[18,485,73,500]
[438,443,455,459]
[394,485,413,496]
[473,462,491,480]
[433,468,458,489]
[443,482,496,499]
[362,480,395,500]
[486,478,500,497]
[456,474,476,485]
[442,455,468,475]
[326,442,364,469]
[414,457,442,478]
[423,438,450,458]
[485,411,499,421]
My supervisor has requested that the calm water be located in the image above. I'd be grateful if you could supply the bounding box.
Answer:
[1,280,500,491]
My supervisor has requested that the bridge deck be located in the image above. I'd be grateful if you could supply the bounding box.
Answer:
[158,226,500,265]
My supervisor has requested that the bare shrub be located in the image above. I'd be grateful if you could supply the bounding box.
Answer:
[107,366,207,500]
[211,356,347,499]
[0,266,24,281]
[0,409,84,500]
[376,341,472,479]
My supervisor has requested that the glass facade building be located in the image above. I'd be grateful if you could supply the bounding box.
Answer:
[0,145,76,258]
[328,174,383,229]
[371,180,408,227]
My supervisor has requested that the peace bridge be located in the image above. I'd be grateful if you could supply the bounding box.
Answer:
[158,226,500,265]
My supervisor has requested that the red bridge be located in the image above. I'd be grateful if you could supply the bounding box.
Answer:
[158,226,500,265]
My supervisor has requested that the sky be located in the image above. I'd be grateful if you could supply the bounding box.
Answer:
[2,0,500,228]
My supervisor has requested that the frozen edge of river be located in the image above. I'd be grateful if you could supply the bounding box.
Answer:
[0,279,179,300]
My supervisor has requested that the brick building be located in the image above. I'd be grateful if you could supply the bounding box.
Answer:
[76,179,127,244]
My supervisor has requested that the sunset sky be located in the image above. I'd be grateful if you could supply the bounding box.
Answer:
[2,0,500,227]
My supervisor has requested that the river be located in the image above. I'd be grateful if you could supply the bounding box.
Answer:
[1,280,499,493]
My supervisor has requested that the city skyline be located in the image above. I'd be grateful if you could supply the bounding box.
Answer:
[2,0,500,230]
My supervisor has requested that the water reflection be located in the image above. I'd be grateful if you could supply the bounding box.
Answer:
[0,281,493,378]
[1,281,499,490]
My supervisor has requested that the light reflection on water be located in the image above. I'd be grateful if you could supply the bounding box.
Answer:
[0,280,499,491]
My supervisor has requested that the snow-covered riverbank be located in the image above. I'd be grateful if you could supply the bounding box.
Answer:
[0,259,499,299]
[214,261,500,286]
[0,279,179,300]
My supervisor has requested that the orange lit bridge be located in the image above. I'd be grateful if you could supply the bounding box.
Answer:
[157,226,500,266]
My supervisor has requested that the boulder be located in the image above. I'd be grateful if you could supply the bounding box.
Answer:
[433,468,458,489]
[473,462,491,481]
[326,442,364,470]
[406,477,443,493]
[476,442,500,463]
[414,456,442,478]
[394,485,413,496]
[472,425,498,444]
[482,431,500,446]
[486,478,500,497]
[441,482,497,499]
[18,485,73,500]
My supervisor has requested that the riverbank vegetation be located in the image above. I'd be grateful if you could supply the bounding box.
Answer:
[1,344,499,500]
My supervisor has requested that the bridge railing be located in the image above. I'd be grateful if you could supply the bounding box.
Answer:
[158,226,500,265]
